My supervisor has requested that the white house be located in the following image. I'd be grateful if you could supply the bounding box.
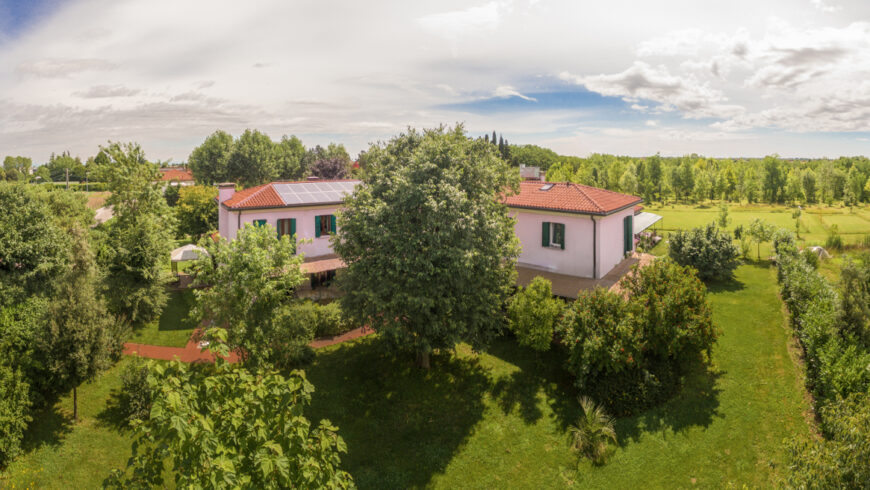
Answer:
[217,178,657,293]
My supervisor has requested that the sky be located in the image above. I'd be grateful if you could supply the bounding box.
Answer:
[1,0,870,163]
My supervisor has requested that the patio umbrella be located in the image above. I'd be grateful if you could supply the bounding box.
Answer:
[170,244,209,274]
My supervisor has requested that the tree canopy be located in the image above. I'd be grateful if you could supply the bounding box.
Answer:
[333,125,520,368]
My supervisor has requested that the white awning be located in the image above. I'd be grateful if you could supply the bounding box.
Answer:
[171,244,209,262]
[633,212,662,234]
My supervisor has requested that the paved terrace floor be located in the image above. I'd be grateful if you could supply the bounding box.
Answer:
[516,252,656,298]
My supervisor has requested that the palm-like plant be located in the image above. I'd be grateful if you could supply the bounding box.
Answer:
[568,396,617,465]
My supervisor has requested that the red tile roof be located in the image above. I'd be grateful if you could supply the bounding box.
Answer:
[503,181,642,215]
[222,183,284,209]
[159,168,194,182]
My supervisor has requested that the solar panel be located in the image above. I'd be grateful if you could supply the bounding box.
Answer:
[275,181,360,206]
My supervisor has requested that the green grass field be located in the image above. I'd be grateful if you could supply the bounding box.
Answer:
[1,265,811,489]
[645,202,870,261]
[128,289,197,347]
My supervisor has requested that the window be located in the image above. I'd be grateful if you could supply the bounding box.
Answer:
[253,219,267,227]
[315,215,336,237]
[310,270,336,289]
[277,218,296,238]
[541,221,565,250]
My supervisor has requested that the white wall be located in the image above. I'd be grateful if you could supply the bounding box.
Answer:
[220,205,343,258]
[511,209,595,278]
[597,207,635,277]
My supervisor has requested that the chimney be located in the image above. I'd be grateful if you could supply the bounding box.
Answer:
[217,183,236,203]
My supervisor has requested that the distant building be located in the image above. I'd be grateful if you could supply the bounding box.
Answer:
[158,167,195,186]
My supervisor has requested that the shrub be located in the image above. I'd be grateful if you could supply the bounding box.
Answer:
[739,237,752,260]
[0,364,31,468]
[560,259,716,415]
[315,301,351,338]
[117,358,154,426]
[507,277,564,351]
[801,248,820,270]
[786,393,870,488]
[568,396,617,466]
[826,224,844,250]
[668,223,740,281]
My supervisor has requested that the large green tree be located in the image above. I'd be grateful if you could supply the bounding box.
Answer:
[45,151,86,182]
[95,142,175,326]
[175,185,218,238]
[227,129,279,187]
[2,156,32,182]
[191,224,309,367]
[333,125,520,368]
[105,333,354,489]
[41,229,113,421]
[188,130,234,184]
[275,135,306,180]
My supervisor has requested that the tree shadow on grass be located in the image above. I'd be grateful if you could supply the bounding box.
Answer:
[304,336,491,490]
[18,403,73,456]
[486,337,580,430]
[157,289,198,332]
[614,361,724,446]
[94,389,132,434]
[706,276,746,293]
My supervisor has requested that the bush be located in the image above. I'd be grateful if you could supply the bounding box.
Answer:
[568,397,617,465]
[507,277,564,351]
[786,393,870,488]
[826,224,844,250]
[668,223,740,281]
[801,248,820,270]
[117,358,154,426]
[0,364,31,468]
[315,301,351,338]
[560,259,716,415]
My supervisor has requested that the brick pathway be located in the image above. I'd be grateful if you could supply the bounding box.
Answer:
[123,326,374,363]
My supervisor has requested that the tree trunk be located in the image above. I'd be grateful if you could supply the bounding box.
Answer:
[416,351,430,369]
[73,386,78,422]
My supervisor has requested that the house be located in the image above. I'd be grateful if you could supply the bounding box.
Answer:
[503,180,643,280]
[158,167,195,186]
[217,180,361,284]
[216,177,659,295]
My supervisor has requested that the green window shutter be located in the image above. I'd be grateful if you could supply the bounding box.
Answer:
[254,219,266,227]
[556,223,565,250]
[623,215,633,253]
[290,218,296,237]
[330,215,337,234]
[541,221,550,247]
[315,215,321,238]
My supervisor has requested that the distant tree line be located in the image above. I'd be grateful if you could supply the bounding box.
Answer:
[188,129,354,187]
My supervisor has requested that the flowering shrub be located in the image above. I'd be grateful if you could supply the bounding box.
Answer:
[560,259,716,415]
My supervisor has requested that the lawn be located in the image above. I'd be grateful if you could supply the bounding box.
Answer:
[0,358,135,489]
[1,265,811,489]
[645,201,870,259]
[305,263,810,488]
[128,289,197,347]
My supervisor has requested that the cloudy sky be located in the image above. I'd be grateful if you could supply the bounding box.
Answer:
[1,0,870,163]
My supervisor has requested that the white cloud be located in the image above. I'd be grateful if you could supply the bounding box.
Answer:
[493,85,537,101]
[811,0,841,13]
[560,62,744,119]
[417,2,501,42]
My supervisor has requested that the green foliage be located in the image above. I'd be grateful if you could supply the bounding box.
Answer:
[838,253,870,346]
[304,143,352,179]
[717,203,730,228]
[40,229,114,419]
[334,125,520,368]
[275,135,306,180]
[786,393,870,488]
[2,156,32,181]
[96,142,175,326]
[748,218,775,259]
[45,151,86,182]
[227,129,279,187]
[507,277,564,351]
[162,183,180,207]
[0,184,72,302]
[668,223,740,281]
[175,185,218,238]
[825,224,844,250]
[0,364,31,468]
[567,396,617,466]
[191,224,309,368]
[314,301,351,338]
[801,248,820,270]
[105,337,354,489]
[560,259,716,415]
[117,358,154,426]
[510,144,560,171]
[188,130,233,184]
